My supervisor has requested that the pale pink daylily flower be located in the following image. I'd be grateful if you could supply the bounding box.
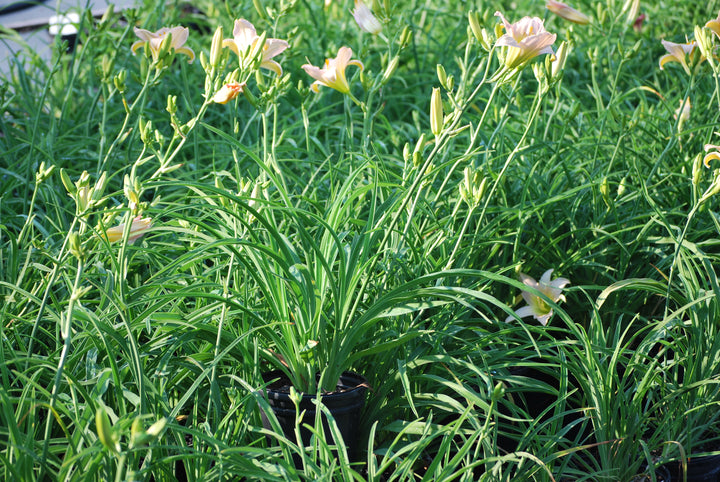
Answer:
[302,46,364,94]
[659,40,702,75]
[131,26,195,62]
[506,269,570,326]
[494,11,556,69]
[222,19,289,75]
[546,0,590,25]
[105,216,153,244]
[703,144,720,168]
[212,82,246,104]
[353,0,382,34]
[706,11,720,39]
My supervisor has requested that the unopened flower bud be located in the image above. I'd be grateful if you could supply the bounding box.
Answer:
[209,25,224,68]
[468,11,483,43]
[166,95,177,115]
[113,70,126,93]
[381,55,399,85]
[399,26,412,49]
[430,87,443,137]
[551,41,569,80]
[96,407,119,453]
[60,168,75,194]
[436,64,447,88]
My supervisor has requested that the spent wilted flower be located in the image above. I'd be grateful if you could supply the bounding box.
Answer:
[546,0,590,25]
[131,26,195,62]
[633,13,646,33]
[674,97,691,126]
[105,216,152,244]
[212,82,246,104]
[494,11,557,69]
[302,46,364,94]
[353,0,382,34]
[659,39,703,75]
[223,19,289,75]
[506,269,570,326]
[704,144,720,168]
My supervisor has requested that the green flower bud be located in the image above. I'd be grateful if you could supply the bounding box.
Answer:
[430,87,443,137]
[96,407,120,453]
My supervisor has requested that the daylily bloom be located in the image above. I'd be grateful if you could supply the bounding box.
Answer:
[222,19,289,76]
[659,40,703,75]
[706,11,720,39]
[546,0,590,25]
[302,46,364,94]
[704,144,720,168]
[105,216,152,244]
[131,26,195,62]
[353,0,382,34]
[212,82,246,104]
[494,11,556,69]
[506,269,570,326]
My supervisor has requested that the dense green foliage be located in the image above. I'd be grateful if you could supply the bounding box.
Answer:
[3,0,720,479]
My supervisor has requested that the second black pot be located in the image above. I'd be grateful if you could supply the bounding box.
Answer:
[259,370,369,462]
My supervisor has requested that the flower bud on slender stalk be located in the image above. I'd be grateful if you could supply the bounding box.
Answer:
[381,55,399,85]
[430,87,443,137]
[209,26,224,69]
[468,11,483,43]
[436,64,447,89]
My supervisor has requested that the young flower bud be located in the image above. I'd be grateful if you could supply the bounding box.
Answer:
[430,87,443,137]
[113,70,126,93]
[60,168,75,194]
[381,55,399,85]
[436,64,448,89]
[166,95,177,115]
[550,40,569,80]
[692,152,703,187]
[445,75,454,91]
[35,162,55,183]
[209,25,224,68]
[96,407,120,453]
[68,231,83,260]
[399,26,412,49]
[468,11,483,43]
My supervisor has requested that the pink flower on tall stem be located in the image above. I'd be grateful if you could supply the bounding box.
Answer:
[302,46,364,94]
[131,26,195,62]
[105,216,153,244]
[494,11,556,69]
[223,19,289,75]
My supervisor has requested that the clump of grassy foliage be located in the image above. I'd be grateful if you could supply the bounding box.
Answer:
[3,0,720,480]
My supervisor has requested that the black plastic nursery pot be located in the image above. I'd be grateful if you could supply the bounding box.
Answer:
[259,370,369,462]
[663,453,720,481]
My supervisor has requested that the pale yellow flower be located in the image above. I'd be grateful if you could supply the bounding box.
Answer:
[131,26,195,62]
[546,0,590,25]
[506,269,570,326]
[105,216,152,244]
[706,11,720,39]
[302,46,364,94]
[212,82,246,104]
[494,11,556,69]
[222,19,289,76]
[659,40,702,75]
[704,144,720,168]
[353,0,382,34]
